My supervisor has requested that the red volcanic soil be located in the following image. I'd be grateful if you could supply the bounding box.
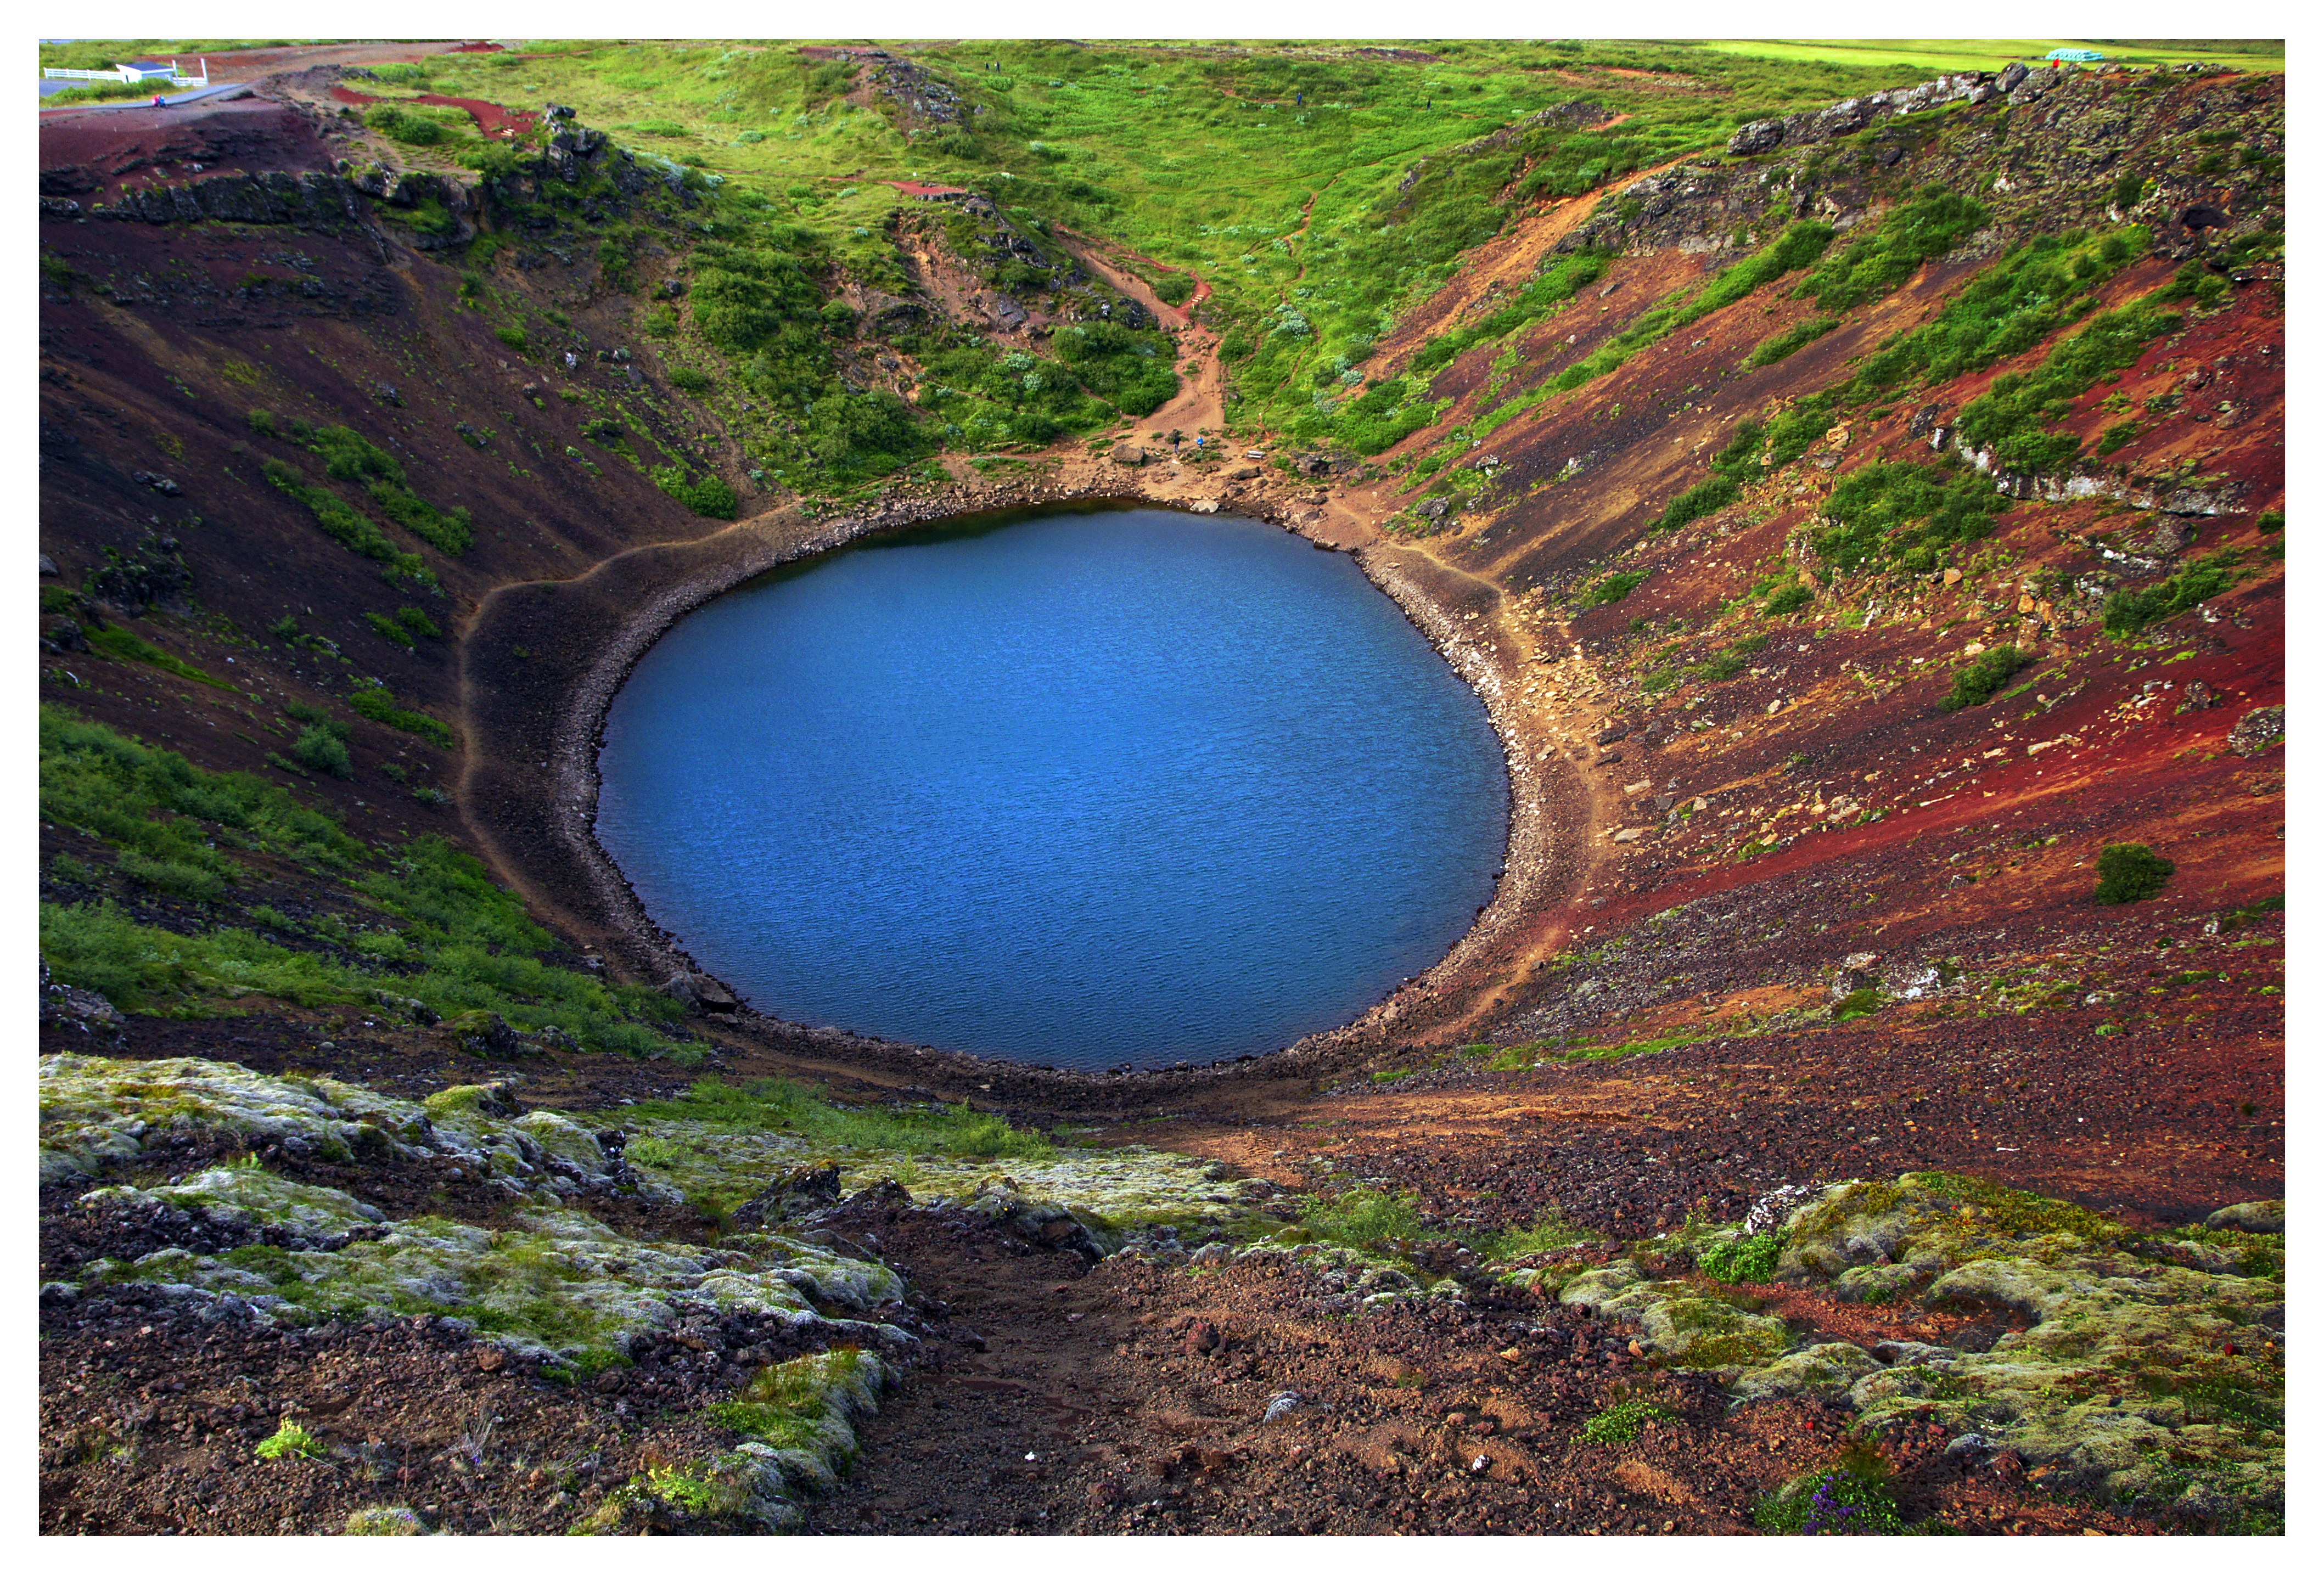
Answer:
[37,98,330,199]
[329,85,538,137]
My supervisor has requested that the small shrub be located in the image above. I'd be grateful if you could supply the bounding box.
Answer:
[364,611,416,649]
[347,687,454,748]
[494,326,530,356]
[1938,644,2032,712]
[1697,1231,1784,1283]
[652,466,738,520]
[1754,1443,1907,1535]
[364,103,457,148]
[291,725,354,779]
[1580,570,1648,608]
[668,366,712,394]
[1301,1186,1425,1249]
[115,850,226,901]
[2101,548,2245,637]
[1762,583,1813,616]
[1830,986,1881,1022]
[1746,314,1838,368]
[2095,842,2174,905]
[1582,1398,1672,1444]
[254,1418,326,1461]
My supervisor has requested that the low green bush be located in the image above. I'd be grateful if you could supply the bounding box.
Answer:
[1579,570,1648,608]
[83,625,234,690]
[2095,842,2175,905]
[1300,1186,1425,1249]
[2101,549,2245,637]
[1746,315,1838,368]
[652,467,739,520]
[291,724,353,779]
[1938,644,2032,712]
[1753,1443,1908,1534]
[1697,1231,1784,1284]
[1582,1398,1673,1444]
[347,687,454,748]
[1762,583,1813,616]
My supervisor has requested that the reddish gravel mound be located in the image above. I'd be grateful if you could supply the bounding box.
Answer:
[37,97,328,200]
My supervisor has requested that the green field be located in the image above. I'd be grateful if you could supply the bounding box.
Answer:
[411,40,1945,449]
[1696,38,2283,72]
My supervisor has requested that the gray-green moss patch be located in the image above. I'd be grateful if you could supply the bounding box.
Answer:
[69,1165,906,1372]
[40,1055,641,1204]
[1484,1173,2284,1528]
[575,1349,893,1534]
[621,1111,1265,1243]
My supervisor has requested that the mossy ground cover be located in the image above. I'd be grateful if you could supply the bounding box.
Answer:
[1486,1171,2281,1527]
[40,707,687,1058]
[618,1077,1263,1240]
[412,40,1941,465]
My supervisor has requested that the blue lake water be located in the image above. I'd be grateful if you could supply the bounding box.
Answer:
[594,506,1508,1070]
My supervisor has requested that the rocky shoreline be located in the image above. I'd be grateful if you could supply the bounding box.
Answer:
[459,470,1553,1095]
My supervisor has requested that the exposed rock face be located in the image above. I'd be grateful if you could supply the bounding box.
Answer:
[1581,65,2283,262]
[2226,705,2284,757]
[2206,1200,2284,1233]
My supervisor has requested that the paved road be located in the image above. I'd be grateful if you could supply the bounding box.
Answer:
[38,80,249,113]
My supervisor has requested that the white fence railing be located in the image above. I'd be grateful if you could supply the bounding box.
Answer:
[43,59,209,88]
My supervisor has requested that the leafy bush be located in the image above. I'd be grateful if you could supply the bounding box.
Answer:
[2095,842,2174,905]
[1754,1444,1907,1534]
[364,611,416,649]
[364,104,456,148]
[115,850,226,901]
[1153,273,1196,306]
[1746,314,1838,368]
[255,1419,327,1461]
[1579,570,1648,608]
[2101,549,2245,637]
[495,325,530,355]
[652,467,739,520]
[1839,228,2148,406]
[1939,644,2033,712]
[347,687,454,748]
[1582,1398,1673,1444]
[1300,1186,1425,1249]
[1762,583,1813,616]
[84,625,234,691]
[1953,299,2180,473]
[668,366,711,394]
[1697,1231,1784,1284]
[263,460,430,584]
[42,704,356,875]
[1797,186,1988,312]
[366,482,471,555]
[1655,419,1765,532]
[291,724,354,779]
[1812,461,2008,575]
[1052,320,1178,417]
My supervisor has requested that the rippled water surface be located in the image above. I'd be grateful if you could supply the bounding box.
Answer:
[596,507,1507,1069]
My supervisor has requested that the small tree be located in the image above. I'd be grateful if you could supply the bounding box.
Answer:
[2095,843,2175,905]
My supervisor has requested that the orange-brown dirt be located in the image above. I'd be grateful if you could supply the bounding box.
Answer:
[36,47,2282,1537]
